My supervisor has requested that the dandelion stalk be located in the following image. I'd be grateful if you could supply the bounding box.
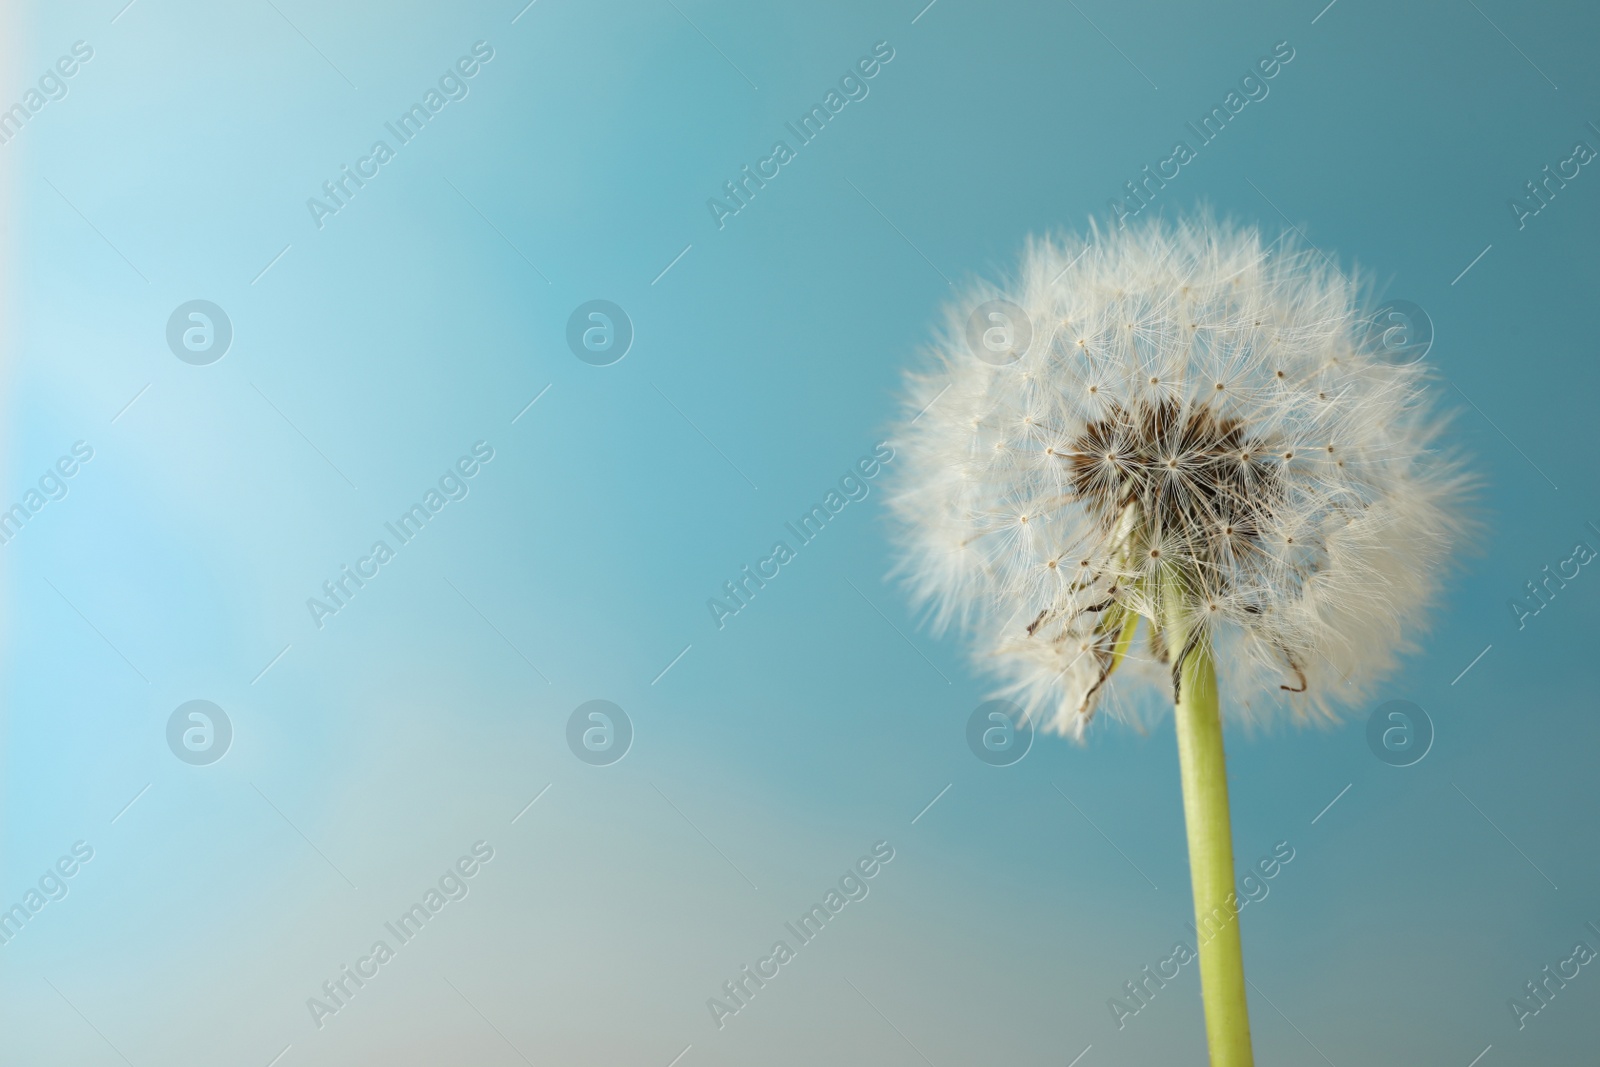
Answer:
[1166,570,1253,1066]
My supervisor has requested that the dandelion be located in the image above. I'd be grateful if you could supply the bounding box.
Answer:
[888,216,1470,1065]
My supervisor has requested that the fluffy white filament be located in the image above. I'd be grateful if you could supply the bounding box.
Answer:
[889,217,1469,738]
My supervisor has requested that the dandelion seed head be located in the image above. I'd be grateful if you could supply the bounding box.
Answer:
[888,216,1471,739]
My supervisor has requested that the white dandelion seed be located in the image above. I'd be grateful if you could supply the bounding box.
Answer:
[889,216,1471,739]
[887,215,1473,1065]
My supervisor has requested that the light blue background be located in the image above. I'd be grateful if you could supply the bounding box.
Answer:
[2,0,1597,1064]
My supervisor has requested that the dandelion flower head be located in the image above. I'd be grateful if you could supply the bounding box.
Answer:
[890,216,1469,738]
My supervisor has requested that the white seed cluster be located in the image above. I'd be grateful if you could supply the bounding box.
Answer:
[889,218,1470,737]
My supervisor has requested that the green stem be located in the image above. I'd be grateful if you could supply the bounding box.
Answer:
[1168,599,1254,1066]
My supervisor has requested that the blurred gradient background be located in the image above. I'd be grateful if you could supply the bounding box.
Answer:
[2,0,1597,1064]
